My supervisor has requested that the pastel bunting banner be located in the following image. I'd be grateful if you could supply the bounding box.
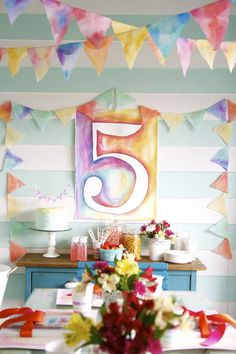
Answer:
[56,42,83,80]
[190,0,231,50]
[112,21,137,34]
[9,241,27,262]
[176,38,196,76]
[12,102,32,120]
[221,42,236,72]
[54,107,76,124]
[0,48,6,61]
[9,219,29,241]
[3,149,23,171]
[34,184,71,203]
[7,47,27,76]
[208,217,228,237]
[84,36,114,75]
[0,101,12,123]
[210,146,229,171]
[184,109,206,128]
[3,0,33,24]
[228,99,236,122]
[213,122,233,144]
[30,110,52,131]
[148,13,190,58]
[73,8,112,48]
[208,99,228,122]
[7,173,25,194]
[160,112,185,131]
[42,0,73,46]
[147,34,166,65]
[7,194,25,219]
[28,47,54,81]
[207,193,228,216]
[5,124,25,145]
[212,238,232,259]
[210,172,228,193]
[196,40,217,69]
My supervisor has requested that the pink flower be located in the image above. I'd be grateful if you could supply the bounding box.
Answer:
[134,280,146,296]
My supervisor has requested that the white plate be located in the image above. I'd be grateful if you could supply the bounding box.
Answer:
[164,250,192,264]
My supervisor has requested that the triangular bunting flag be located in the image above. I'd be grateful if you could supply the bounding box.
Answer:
[148,13,190,58]
[160,112,185,131]
[30,110,52,131]
[210,146,229,171]
[9,219,29,241]
[3,149,23,171]
[227,99,236,123]
[54,107,76,124]
[147,34,166,65]
[191,0,231,50]
[56,42,83,80]
[3,0,33,24]
[12,102,32,120]
[196,40,217,69]
[84,36,114,75]
[139,105,159,123]
[212,238,232,259]
[213,122,233,144]
[42,0,73,46]
[112,20,137,34]
[28,47,54,81]
[209,217,228,237]
[7,47,27,75]
[176,38,196,76]
[77,100,97,119]
[74,8,112,48]
[0,48,6,62]
[207,193,228,216]
[0,101,12,123]
[210,172,228,193]
[221,42,236,72]
[10,241,27,262]
[115,27,148,69]
[5,124,25,146]
[185,109,206,128]
[95,88,138,111]
[7,173,25,194]
[7,194,25,219]
[208,99,228,122]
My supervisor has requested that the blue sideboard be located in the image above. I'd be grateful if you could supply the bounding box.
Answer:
[16,253,207,300]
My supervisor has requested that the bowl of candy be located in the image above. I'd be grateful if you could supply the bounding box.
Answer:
[99,242,125,262]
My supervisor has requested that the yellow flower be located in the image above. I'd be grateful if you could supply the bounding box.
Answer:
[115,254,139,277]
[64,313,93,347]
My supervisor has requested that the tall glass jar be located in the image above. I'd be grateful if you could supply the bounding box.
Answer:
[123,233,141,260]
[103,221,123,246]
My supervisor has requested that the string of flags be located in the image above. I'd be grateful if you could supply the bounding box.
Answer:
[1,89,236,261]
[1,0,236,79]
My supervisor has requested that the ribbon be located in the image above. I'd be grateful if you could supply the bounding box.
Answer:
[0,307,45,337]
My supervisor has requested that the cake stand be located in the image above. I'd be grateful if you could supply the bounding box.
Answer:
[30,228,72,258]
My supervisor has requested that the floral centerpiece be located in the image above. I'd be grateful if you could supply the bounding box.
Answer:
[140,219,175,243]
[64,291,194,354]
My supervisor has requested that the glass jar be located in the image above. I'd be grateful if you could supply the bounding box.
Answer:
[103,221,123,246]
[123,233,141,260]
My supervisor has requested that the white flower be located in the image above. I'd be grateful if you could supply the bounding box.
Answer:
[98,273,120,293]
[146,225,156,233]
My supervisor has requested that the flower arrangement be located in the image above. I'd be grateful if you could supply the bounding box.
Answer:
[64,291,194,354]
[140,219,176,243]
[82,253,159,297]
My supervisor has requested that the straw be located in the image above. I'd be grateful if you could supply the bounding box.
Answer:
[88,228,96,242]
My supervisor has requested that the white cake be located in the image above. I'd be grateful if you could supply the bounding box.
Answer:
[35,207,68,231]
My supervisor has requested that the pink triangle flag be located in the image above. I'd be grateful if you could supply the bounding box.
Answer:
[0,48,6,62]
[28,46,54,81]
[7,173,25,194]
[221,42,236,72]
[3,0,33,24]
[212,238,232,259]
[42,0,73,46]
[73,7,112,48]
[176,38,196,76]
[210,172,228,193]
[10,241,27,262]
[190,0,231,50]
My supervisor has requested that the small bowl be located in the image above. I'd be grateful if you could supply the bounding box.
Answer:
[164,250,192,264]
[100,248,124,262]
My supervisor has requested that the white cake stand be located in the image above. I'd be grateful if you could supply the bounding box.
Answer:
[31,228,72,258]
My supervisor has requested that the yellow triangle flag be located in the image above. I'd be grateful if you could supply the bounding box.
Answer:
[147,34,165,65]
[207,193,228,216]
[7,47,27,75]
[112,20,137,34]
[196,40,217,69]
[213,122,233,144]
[221,42,236,72]
[160,112,185,131]
[84,36,114,76]
[7,194,25,219]
[28,47,54,81]
[115,27,148,69]
[5,124,25,146]
[54,107,76,124]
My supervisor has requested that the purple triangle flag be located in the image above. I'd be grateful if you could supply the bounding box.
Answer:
[207,99,228,122]
[2,149,23,171]
[210,146,229,171]
[3,0,33,24]
[56,42,83,80]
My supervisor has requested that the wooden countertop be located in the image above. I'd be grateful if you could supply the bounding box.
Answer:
[16,253,207,271]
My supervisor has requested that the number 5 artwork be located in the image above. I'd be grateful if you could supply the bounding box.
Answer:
[75,90,158,220]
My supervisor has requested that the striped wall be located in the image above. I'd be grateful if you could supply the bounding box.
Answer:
[0,0,236,315]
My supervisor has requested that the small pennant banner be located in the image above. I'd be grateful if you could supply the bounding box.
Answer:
[210,146,229,171]
[56,42,83,80]
[10,241,27,262]
[30,110,52,131]
[7,47,27,76]
[54,107,76,124]
[0,101,12,123]
[208,99,228,122]
[4,0,33,24]
[12,102,32,120]
[185,109,206,128]
[212,238,232,259]
[9,219,29,241]
[160,112,185,131]
[227,100,236,122]
[196,40,217,69]
[28,47,54,81]
[221,41,236,72]
[208,217,228,237]
[7,194,25,219]
[3,149,24,171]
[5,124,25,145]
[176,37,196,76]
[7,173,25,194]
[207,193,228,217]
[213,122,233,144]
[210,172,228,193]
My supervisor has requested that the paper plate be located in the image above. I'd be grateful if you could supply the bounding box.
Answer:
[164,250,193,264]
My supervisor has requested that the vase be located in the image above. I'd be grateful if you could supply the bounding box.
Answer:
[148,239,166,261]
[71,282,94,317]
[163,239,171,251]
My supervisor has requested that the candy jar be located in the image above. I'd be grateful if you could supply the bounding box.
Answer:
[103,221,123,246]
[123,229,141,260]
